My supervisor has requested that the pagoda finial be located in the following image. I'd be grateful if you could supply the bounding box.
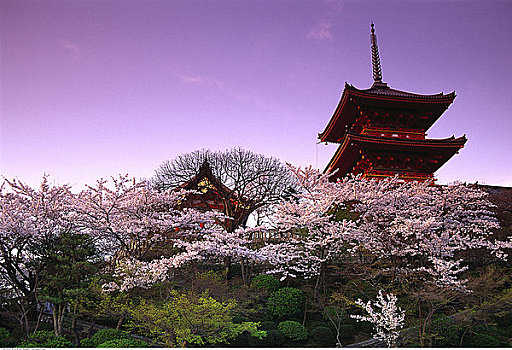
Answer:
[370,23,383,83]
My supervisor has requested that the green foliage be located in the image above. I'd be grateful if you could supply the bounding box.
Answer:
[248,331,274,347]
[251,275,280,292]
[39,231,99,303]
[18,330,73,348]
[268,329,285,346]
[278,321,308,342]
[260,321,277,330]
[0,327,14,347]
[268,287,304,319]
[128,290,265,347]
[339,324,356,340]
[430,314,459,347]
[493,309,512,327]
[468,332,502,347]
[97,338,149,348]
[311,326,336,347]
[228,332,249,347]
[231,315,247,324]
[80,329,130,348]
[16,340,39,347]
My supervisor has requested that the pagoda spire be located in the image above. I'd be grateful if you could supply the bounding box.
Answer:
[370,23,384,85]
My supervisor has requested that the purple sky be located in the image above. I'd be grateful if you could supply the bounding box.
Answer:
[1,0,511,190]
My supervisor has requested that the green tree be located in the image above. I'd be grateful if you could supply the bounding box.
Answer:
[38,231,99,339]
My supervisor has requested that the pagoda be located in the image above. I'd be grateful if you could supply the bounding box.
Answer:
[318,24,467,182]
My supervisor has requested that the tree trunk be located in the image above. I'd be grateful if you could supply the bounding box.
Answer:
[116,314,126,330]
[225,256,233,280]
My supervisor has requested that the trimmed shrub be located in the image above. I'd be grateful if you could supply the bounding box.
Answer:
[98,338,149,348]
[308,321,330,331]
[311,326,336,347]
[268,329,285,346]
[339,324,356,340]
[80,329,130,348]
[251,275,280,292]
[278,321,308,342]
[268,287,304,320]
[431,314,458,347]
[260,321,277,330]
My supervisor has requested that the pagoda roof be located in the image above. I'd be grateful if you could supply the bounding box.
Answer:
[318,82,456,143]
[325,133,467,181]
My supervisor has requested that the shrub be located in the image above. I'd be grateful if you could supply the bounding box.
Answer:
[431,314,458,347]
[278,321,308,342]
[16,340,39,347]
[251,275,280,292]
[19,330,73,348]
[228,332,249,347]
[308,321,329,330]
[268,329,285,346]
[339,324,356,340]
[268,287,304,320]
[493,309,512,327]
[260,321,277,330]
[29,330,55,343]
[42,337,74,348]
[0,327,14,347]
[311,326,336,347]
[248,331,274,347]
[98,338,149,348]
[80,329,130,348]
[469,332,502,347]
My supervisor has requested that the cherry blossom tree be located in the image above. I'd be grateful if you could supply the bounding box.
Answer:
[71,174,223,260]
[257,167,356,295]
[351,290,405,347]
[0,176,77,335]
[264,167,511,290]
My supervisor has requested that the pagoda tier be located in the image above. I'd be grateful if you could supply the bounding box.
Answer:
[318,83,456,143]
[325,133,467,182]
[319,24,467,182]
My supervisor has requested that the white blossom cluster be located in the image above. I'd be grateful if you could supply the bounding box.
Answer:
[351,290,405,347]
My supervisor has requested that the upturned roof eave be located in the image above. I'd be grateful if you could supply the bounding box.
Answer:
[324,133,467,176]
[318,83,456,143]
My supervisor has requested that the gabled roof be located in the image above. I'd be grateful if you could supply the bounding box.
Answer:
[318,83,456,143]
[178,161,233,197]
[325,133,467,181]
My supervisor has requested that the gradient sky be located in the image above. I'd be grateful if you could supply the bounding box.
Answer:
[1,0,511,190]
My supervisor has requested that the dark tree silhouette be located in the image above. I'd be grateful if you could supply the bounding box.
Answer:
[152,148,296,233]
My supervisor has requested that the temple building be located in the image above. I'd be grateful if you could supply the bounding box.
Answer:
[318,24,467,182]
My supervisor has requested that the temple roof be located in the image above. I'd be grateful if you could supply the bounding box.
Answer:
[318,82,456,143]
[350,82,456,100]
[178,161,233,197]
[325,133,467,181]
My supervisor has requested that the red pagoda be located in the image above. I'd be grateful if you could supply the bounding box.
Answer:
[318,24,467,182]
